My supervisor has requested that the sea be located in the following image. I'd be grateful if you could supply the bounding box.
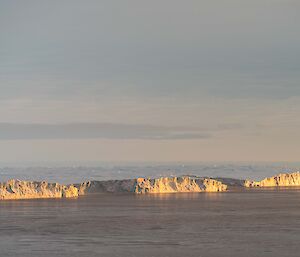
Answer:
[0,162,299,184]
[1,162,300,257]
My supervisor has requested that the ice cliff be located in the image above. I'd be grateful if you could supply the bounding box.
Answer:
[244,172,300,187]
[0,176,227,200]
[78,176,227,195]
[3,172,300,200]
[0,179,78,200]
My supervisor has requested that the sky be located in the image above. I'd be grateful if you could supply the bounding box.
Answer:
[0,0,300,163]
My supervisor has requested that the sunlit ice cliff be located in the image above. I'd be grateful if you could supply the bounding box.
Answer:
[0,176,227,200]
[135,177,227,193]
[244,172,300,187]
[77,177,227,195]
[1,172,300,200]
[0,180,78,200]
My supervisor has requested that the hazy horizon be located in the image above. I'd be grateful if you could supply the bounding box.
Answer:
[1,0,300,162]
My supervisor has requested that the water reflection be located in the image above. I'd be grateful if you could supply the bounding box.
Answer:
[1,191,300,257]
[134,192,227,201]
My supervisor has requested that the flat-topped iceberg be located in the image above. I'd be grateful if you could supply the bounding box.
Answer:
[135,177,227,193]
[0,179,78,200]
[2,172,300,200]
[244,172,300,187]
[78,176,227,195]
[0,176,227,200]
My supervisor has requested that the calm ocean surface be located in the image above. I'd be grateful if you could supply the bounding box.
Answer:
[1,190,300,257]
[1,163,300,257]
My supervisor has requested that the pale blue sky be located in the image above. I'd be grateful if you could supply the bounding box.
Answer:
[0,0,300,162]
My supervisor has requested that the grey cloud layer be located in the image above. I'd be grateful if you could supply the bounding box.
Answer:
[1,0,300,101]
[1,1,300,161]
[0,123,244,140]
